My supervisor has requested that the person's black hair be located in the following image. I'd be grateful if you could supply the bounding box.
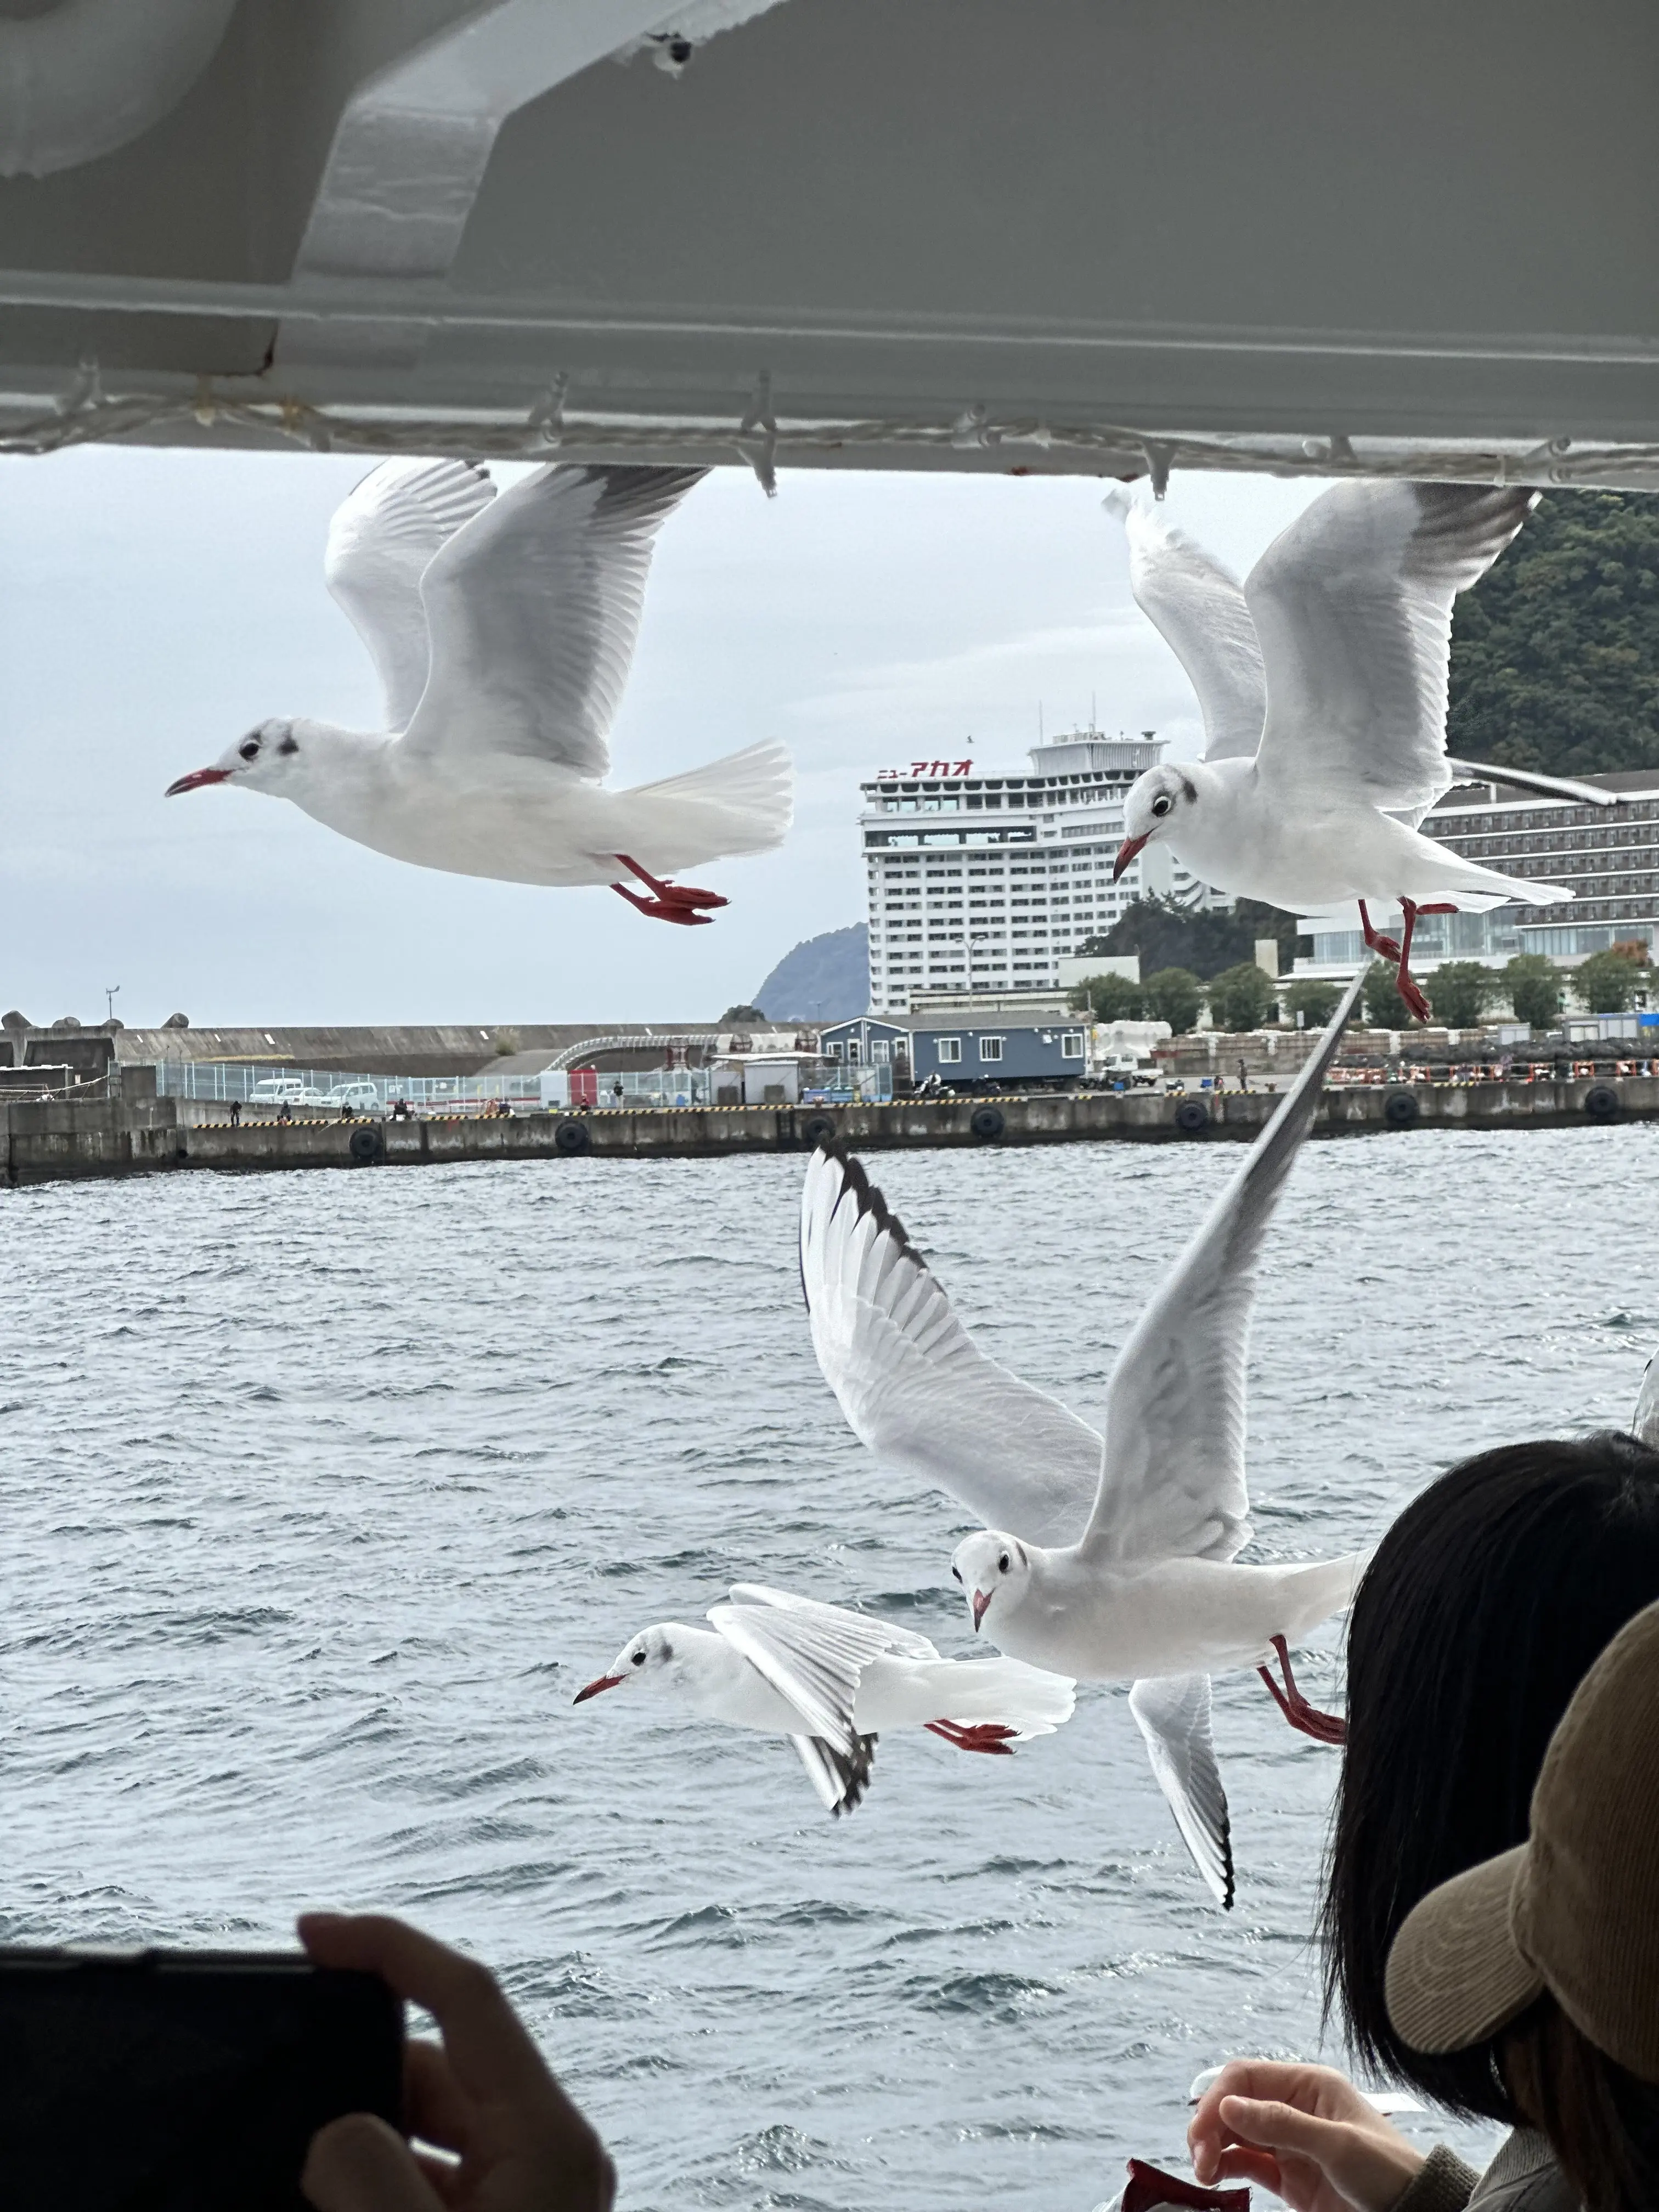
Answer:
[1322,1430,1659,2121]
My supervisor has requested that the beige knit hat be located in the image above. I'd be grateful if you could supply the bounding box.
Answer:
[1385,1594,1659,2084]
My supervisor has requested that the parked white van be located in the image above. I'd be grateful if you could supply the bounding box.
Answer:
[323,1081,382,1113]
[249,1077,326,1107]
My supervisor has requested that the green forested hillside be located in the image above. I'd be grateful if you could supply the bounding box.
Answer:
[1447,489,1659,776]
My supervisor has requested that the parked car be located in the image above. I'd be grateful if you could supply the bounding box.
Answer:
[323,1081,383,1114]
[249,1077,326,1107]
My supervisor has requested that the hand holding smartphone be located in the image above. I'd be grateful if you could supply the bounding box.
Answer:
[298,1914,616,2212]
[0,1914,614,2212]
[0,1942,402,2210]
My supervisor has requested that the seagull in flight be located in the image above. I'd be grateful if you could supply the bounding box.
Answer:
[167,459,792,922]
[573,1582,1075,1815]
[1104,482,1603,1020]
[799,975,1372,1906]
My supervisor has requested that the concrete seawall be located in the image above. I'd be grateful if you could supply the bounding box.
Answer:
[3,1076,1656,1187]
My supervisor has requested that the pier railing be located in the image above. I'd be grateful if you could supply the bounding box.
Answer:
[148,1062,545,1110]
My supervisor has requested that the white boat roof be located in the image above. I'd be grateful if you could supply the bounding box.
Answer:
[2,0,1657,488]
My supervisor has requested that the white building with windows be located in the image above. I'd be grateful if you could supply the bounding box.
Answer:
[1294,770,1659,980]
[860,733,1211,1014]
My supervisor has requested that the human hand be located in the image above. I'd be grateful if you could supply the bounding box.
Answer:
[1187,2060,1424,2212]
[298,1912,615,2212]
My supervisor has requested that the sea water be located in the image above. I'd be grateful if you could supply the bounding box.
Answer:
[4,1127,1654,2209]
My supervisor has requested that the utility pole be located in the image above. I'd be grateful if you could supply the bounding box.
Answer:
[104,984,121,1023]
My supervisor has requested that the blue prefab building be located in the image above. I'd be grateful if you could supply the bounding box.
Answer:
[819,1013,1088,1093]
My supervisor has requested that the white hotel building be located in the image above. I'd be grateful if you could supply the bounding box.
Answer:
[1294,769,1659,980]
[860,734,1209,1014]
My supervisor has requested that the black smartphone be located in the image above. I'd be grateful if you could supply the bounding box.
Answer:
[0,1944,404,2210]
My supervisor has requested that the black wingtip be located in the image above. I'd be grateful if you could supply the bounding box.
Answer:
[580,464,710,515]
[810,1141,930,1276]
[826,1731,879,1817]
[1219,1810,1235,1911]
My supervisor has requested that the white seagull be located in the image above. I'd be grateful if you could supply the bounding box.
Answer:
[167,459,792,923]
[799,975,1371,1905]
[572,1581,1075,1814]
[1104,481,1605,1021]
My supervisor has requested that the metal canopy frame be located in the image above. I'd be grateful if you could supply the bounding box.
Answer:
[3,0,1658,487]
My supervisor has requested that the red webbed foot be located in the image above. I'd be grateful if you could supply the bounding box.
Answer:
[1258,1635,1347,1746]
[610,883,714,926]
[614,854,729,912]
[925,1719,1018,1756]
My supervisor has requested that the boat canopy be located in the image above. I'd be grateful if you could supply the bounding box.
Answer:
[2,0,1656,489]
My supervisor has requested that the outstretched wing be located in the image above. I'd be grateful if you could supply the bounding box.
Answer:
[709,1591,900,1761]
[1246,482,1537,814]
[1128,1674,1233,1909]
[1104,488,1266,761]
[400,464,708,778]
[789,1732,877,1816]
[729,1582,940,1663]
[800,1147,1105,1548]
[1080,968,1367,1565]
[323,459,496,730]
[1635,1355,1659,1451]
[1446,757,1620,808]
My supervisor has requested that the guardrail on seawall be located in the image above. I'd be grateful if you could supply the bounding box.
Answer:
[3,1075,1657,1187]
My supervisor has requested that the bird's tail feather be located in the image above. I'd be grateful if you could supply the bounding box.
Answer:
[1280,1550,1370,1641]
[614,740,793,869]
[919,1656,1076,1738]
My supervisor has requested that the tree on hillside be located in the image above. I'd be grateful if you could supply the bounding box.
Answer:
[1448,491,1659,777]
[1207,962,1278,1032]
[1284,979,1342,1029]
[1573,947,1649,1012]
[1143,967,1203,1034]
[1505,953,1564,1030]
[1088,894,1302,983]
[1426,962,1500,1029]
[1068,973,1144,1020]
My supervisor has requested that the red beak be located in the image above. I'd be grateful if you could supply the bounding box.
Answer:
[1112,832,1149,882]
[166,767,232,796]
[572,1673,624,1705]
[972,1590,991,1632]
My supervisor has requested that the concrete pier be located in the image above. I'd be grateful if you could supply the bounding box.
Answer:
[3,1075,1656,1187]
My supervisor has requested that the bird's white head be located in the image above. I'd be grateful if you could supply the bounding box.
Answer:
[1115,762,1198,880]
[951,1531,1031,1635]
[571,1623,681,1706]
[166,718,308,800]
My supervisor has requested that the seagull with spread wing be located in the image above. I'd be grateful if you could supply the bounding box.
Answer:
[166,459,792,922]
[572,1582,1075,1816]
[799,974,1372,1906]
[1104,482,1602,1020]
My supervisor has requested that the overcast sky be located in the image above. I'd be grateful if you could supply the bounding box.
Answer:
[0,449,1324,1028]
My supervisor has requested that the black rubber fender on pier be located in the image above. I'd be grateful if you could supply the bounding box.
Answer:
[801,1111,838,1148]
[969,1104,1006,1142]
[348,1124,385,1164]
[1584,1082,1621,1122]
[554,1118,590,1155]
[1383,1090,1420,1128]
[1172,1098,1209,1135]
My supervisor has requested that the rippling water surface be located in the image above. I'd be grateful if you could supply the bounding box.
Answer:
[5,1129,1656,2208]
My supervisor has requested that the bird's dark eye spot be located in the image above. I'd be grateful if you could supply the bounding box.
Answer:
[631,1649,645,1666]
[278,734,299,757]
[1151,794,1173,817]
[239,739,260,762]
[998,1551,1011,1572]
[951,1566,962,1583]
